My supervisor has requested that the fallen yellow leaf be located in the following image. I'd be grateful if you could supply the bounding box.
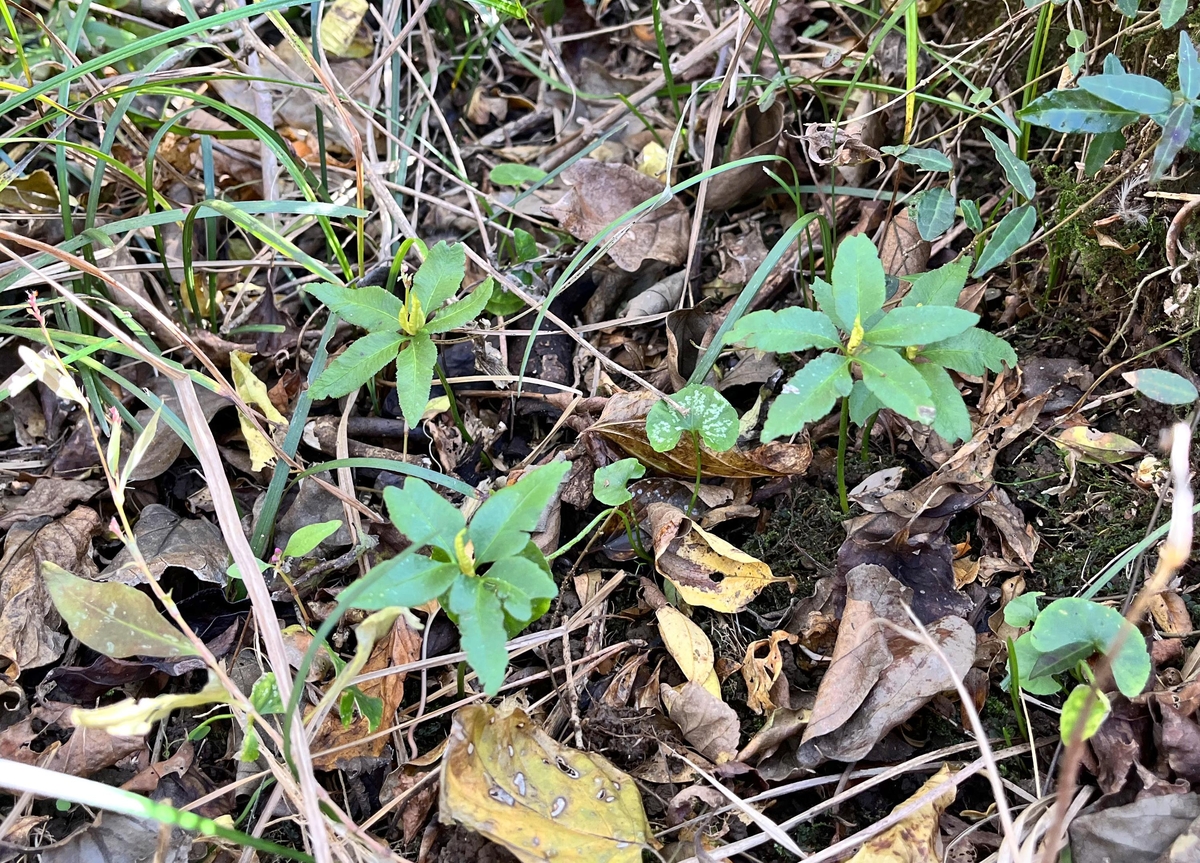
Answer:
[741,630,797,714]
[657,605,721,699]
[847,764,957,863]
[231,350,287,472]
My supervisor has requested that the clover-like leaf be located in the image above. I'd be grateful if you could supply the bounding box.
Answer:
[1028,597,1150,699]
[646,384,738,453]
[593,458,646,506]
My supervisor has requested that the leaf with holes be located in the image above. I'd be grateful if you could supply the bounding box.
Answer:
[645,384,738,453]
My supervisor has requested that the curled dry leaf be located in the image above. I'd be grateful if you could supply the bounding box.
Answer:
[230,349,288,472]
[742,630,798,714]
[0,478,104,530]
[0,703,143,777]
[591,392,811,479]
[706,102,786,211]
[657,604,722,699]
[660,682,740,763]
[440,701,653,863]
[847,764,957,863]
[647,502,783,613]
[543,159,691,272]
[100,504,230,586]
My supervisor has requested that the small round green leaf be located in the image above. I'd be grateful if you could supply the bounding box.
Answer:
[593,458,646,506]
[645,384,739,453]
[1123,369,1199,405]
[1061,685,1110,744]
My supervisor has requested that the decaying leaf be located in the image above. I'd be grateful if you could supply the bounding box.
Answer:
[230,350,288,472]
[0,703,143,776]
[543,160,691,272]
[660,682,740,763]
[742,630,798,714]
[647,503,783,613]
[657,603,721,699]
[1055,426,1147,465]
[100,504,230,586]
[0,478,104,530]
[591,392,811,478]
[847,764,957,863]
[440,701,653,863]
[706,102,786,211]
[72,678,229,736]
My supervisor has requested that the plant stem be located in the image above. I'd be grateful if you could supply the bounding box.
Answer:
[688,430,702,518]
[860,411,878,463]
[837,396,850,514]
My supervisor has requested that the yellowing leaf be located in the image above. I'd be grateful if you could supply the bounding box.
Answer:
[657,605,721,699]
[440,702,653,863]
[41,562,200,659]
[231,350,288,472]
[847,764,957,863]
[73,679,229,737]
[647,503,785,613]
[16,345,86,408]
[1055,426,1146,465]
[0,169,62,213]
[319,0,370,57]
[636,142,668,183]
[741,630,797,714]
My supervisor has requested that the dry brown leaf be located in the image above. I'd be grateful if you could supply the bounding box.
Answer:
[592,391,811,478]
[707,102,786,211]
[847,764,957,863]
[543,160,691,272]
[742,631,798,714]
[647,503,783,613]
[660,682,740,763]
[1151,592,1193,636]
[657,605,722,699]
[0,506,99,675]
[100,504,230,587]
[0,479,104,530]
[440,701,653,863]
[879,209,930,278]
[0,703,143,777]
[988,575,1027,642]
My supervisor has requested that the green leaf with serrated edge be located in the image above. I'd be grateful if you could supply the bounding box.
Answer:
[1085,131,1125,177]
[513,229,538,263]
[762,353,852,441]
[489,163,547,186]
[412,241,466,311]
[485,555,557,623]
[856,345,935,424]
[902,258,971,307]
[1123,368,1199,404]
[916,363,971,442]
[920,328,1017,375]
[974,205,1036,276]
[1004,592,1044,628]
[880,145,953,172]
[42,562,199,658]
[305,284,402,333]
[1077,74,1173,114]
[848,379,882,425]
[448,576,508,694]
[1028,597,1150,698]
[311,331,404,399]
[830,233,886,333]
[470,461,572,564]
[865,305,978,347]
[725,307,842,353]
[810,276,846,330]
[384,478,465,553]
[1019,89,1140,133]
[1061,685,1110,744]
[1180,33,1200,100]
[982,129,1037,200]
[914,188,956,241]
[1161,0,1186,27]
[282,520,342,559]
[645,384,739,453]
[425,278,494,333]
[393,333,437,429]
[351,557,459,610]
[1150,102,1193,182]
[593,457,645,506]
[1012,632,1062,695]
[961,201,983,233]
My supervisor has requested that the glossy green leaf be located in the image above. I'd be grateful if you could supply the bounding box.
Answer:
[1061,685,1110,744]
[384,478,465,552]
[1028,597,1150,698]
[470,461,572,563]
[1122,368,1199,404]
[1019,88,1140,133]
[485,556,557,623]
[305,284,401,333]
[864,305,978,347]
[856,346,935,424]
[1084,131,1126,177]
[762,353,852,441]
[513,229,538,263]
[974,205,1036,276]
[42,562,199,658]
[961,200,983,233]
[830,233,886,331]
[311,331,404,399]
[1115,0,1137,15]
[915,363,971,442]
[1161,0,1187,29]
[393,333,437,429]
[449,576,509,694]
[489,163,548,186]
[914,187,956,241]
[1077,73,1173,114]
[1012,632,1063,695]
[486,286,527,316]
[1004,592,1044,628]
[920,328,1018,375]
[351,556,459,610]
[848,379,882,425]
[1104,53,1127,75]
[982,129,1037,200]
[724,307,842,353]
[645,384,739,453]
[1149,102,1193,182]
[880,144,953,172]
[413,241,466,311]
[1180,33,1200,100]
[593,458,645,506]
[902,257,971,307]
[282,520,342,559]
[425,278,494,333]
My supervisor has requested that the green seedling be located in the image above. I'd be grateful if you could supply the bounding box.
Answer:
[646,384,739,515]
